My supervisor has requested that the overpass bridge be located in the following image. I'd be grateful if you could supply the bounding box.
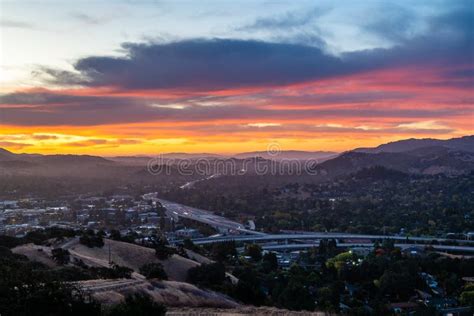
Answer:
[191,232,474,246]
[143,193,264,236]
[243,242,474,253]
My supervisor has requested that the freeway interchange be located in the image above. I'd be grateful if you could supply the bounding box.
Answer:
[143,193,264,235]
[144,193,474,254]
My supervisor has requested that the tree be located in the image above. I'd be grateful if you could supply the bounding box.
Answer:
[139,263,168,280]
[186,263,226,289]
[159,216,166,231]
[245,244,262,261]
[109,230,121,241]
[106,293,166,316]
[51,248,70,265]
[232,267,266,305]
[155,244,175,260]
[79,231,104,248]
[110,264,133,279]
[378,270,417,300]
[182,238,200,253]
[0,281,101,316]
[278,282,315,311]
[460,290,474,307]
[262,252,278,272]
[210,241,237,262]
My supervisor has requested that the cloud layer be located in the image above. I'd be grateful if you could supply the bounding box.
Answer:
[0,2,472,154]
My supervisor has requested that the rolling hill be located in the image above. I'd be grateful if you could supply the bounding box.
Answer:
[234,150,338,161]
[12,238,241,309]
[354,135,474,153]
[318,136,474,177]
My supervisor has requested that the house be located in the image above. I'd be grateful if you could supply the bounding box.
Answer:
[175,228,201,239]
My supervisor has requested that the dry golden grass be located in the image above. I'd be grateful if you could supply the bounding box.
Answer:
[12,244,58,268]
[78,279,239,308]
[167,307,335,315]
[65,238,200,281]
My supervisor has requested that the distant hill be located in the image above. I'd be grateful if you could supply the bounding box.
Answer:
[1,135,472,180]
[354,135,474,153]
[234,150,338,161]
[0,148,112,164]
[108,156,152,165]
[160,153,223,159]
[35,154,112,165]
[318,137,474,177]
[0,148,117,179]
[0,148,17,160]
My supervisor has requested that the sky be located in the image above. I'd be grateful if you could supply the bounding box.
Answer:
[0,0,473,155]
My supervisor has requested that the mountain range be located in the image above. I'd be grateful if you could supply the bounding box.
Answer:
[234,150,337,161]
[0,135,473,177]
[319,135,474,177]
[354,135,474,153]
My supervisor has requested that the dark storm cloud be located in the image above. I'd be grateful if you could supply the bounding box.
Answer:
[41,4,473,92]
[50,39,351,90]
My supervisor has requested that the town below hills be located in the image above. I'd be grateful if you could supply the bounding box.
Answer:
[1,135,474,315]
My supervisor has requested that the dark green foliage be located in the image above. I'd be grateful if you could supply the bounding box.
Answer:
[182,238,201,253]
[106,293,166,316]
[0,235,23,248]
[232,267,266,306]
[0,282,101,316]
[161,171,474,236]
[79,231,104,248]
[210,240,237,262]
[154,243,176,260]
[245,243,262,261]
[51,248,70,265]
[0,247,100,316]
[378,270,419,301]
[109,229,122,241]
[277,282,316,311]
[0,228,78,249]
[460,290,474,306]
[106,264,133,279]
[139,263,168,280]
[186,263,227,289]
[262,252,278,272]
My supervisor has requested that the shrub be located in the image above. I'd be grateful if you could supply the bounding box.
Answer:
[186,263,226,289]
[139,263,168,280]
[106,293,166,316]
[51,248,70,265]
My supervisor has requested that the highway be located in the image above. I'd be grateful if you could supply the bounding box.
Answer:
[142,194,474,254]
[179,174,220,189]
[143,193,264,235]
[191,233,474,246]
[246,243,474,253]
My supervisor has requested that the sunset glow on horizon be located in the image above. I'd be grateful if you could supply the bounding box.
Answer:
[1,0,472,155]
